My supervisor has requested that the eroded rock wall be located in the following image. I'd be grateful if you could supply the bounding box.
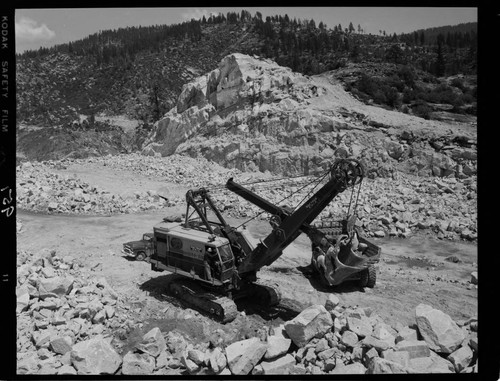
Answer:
[142,53,476,180]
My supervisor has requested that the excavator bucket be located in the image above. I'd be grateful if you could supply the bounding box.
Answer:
[311,217,381,287]
[329,245,370,285]
[329,235,381,286]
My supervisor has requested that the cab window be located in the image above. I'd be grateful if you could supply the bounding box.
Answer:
[218,244,233,262]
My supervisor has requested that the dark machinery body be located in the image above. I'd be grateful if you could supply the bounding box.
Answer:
[148,159,380,322]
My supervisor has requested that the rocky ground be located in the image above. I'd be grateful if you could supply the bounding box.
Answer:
[17,153,477,242]
[16,243,477,375]
[16,152,478,375]
[15,53,478,375]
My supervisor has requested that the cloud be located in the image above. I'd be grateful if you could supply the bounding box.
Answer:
[181,8,220,21]
[15,17,55,42]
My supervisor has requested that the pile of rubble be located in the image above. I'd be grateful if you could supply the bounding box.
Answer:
[215,300,478,375]
[17,247,478,376]
[15,154,241,215]
[213,172,477,242]
[49,153,242,189]
[16,163,164,215]
[16,151,477,242]
[16,248,137,375]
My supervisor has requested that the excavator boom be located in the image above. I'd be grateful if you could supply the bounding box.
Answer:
[228,159,364,274]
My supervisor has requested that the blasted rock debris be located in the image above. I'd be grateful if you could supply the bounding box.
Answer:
[17,246,478,375]
[16,153,476,242]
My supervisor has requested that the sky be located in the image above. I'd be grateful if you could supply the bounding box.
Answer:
[14,7,478,54]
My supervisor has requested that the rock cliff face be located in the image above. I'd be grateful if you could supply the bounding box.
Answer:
[142,54,476,179]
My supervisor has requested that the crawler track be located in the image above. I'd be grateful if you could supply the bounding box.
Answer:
[251,279,282,306]
[168,278,238,323]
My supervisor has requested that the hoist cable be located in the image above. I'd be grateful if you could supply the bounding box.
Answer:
[291,171,330,213]
[206,172,318,191]
[232,169,330,229]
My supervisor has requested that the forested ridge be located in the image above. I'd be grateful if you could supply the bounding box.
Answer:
[17,10,477,127]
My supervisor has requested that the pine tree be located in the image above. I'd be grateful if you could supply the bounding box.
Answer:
[435,40,446,76]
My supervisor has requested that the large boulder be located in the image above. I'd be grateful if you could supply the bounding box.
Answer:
[381,350,410,368]
[264,336,291,360]
[165,331,188,357]
[135,327,166,357]
[331,362,367,374]
[324,294,341,311]
[372,322,397,347]
[408,350,455,373]
[225,337,260,368]
[448,345,474,373]
[362,335,393,353]
[395,326,418,343]
[181,354,200,374]
[284,305,333,347]
[50,337,73,355]
[347,314,373,338]
[16,285,30,313]
[208,347,227,374]
[415,304,465,354]
[122,352,155,375]
[341,330,359,348]
[225,339,267,375]
[17,355,40,374]
[38,276,74,299]
[70,335,122,375]
[367,357,412,374]
[395,340,431,359]
[260,354,296,374]
[187,349,205,366]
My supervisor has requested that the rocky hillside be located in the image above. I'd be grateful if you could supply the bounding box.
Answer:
[17,22,261,128]
[142,53,477,180]
[16,15,476,129]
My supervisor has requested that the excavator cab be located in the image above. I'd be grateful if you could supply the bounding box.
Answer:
[150,222,237,285]
[213,243,236,282]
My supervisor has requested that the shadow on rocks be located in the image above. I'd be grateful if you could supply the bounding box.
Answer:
[139,273,303,323]
[139,273,184,303]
